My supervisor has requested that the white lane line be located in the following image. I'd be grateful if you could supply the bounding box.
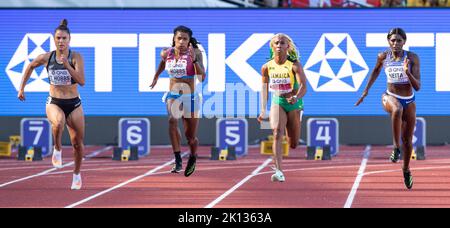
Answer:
[0,146,112,189]
[65,152,189,208]
[204,158,272,208]
[344,145,371,208]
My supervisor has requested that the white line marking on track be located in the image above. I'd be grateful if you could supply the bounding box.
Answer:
[64,152,189,208]
[0,146,112,189]
[344,145,371,208]
[204,158,272,208]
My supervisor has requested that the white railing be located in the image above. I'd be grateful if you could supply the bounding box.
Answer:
[222,0,261,7]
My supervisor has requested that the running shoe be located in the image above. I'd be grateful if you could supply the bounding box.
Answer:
[271,169,285,182]
[403,169,413,190]
[184,155,197,177]
[52,149,63,169]
[390,148,401,163]
[71,174,82,190]
[171,158,183,173]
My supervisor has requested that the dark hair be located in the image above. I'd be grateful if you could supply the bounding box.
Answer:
[54,19,71,36]
[172,25,199,48]
[387,28,406,40]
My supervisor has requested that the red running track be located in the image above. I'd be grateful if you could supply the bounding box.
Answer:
[0,144,449,208]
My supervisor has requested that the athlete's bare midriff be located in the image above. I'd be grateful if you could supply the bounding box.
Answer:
[387,83,413,97]
[170,78,196,94]
[49,84,79,99]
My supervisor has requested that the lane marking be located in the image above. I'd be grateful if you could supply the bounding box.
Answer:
[65,152,189,208]
[204,158,272,208]
[344,145,371,208]
[0,146,112,188]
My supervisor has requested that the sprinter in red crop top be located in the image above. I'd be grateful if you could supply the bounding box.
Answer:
[150,26,205,177]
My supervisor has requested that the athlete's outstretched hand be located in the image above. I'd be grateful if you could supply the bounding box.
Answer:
[17,89,25,101]
[355,91,368,106]
[149,77,158,89]
[257,112,269,123]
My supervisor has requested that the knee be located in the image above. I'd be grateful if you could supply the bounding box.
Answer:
[72,141,84,152]
[272,129,284,140]
[187,137,198,146]
[402,137,413,148]
[168,117,178,127]
[52,121,64,131]
[392,108,403,118]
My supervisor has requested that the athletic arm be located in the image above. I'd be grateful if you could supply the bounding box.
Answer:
[150,48,168,89]
[355,52,385,106]
[193,48,206,82]
[18,53,50,101]
[292,61,307,100]
[405,52,421,91]
[66,52,85,86]
[258,64,269,122]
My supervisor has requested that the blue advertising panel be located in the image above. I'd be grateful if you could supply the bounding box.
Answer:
[20,118,52,157]
[0,9,449,116]
[307,118,339,156]
[413,117,426,148]
[216,118,248,157]
[119,118,150,157]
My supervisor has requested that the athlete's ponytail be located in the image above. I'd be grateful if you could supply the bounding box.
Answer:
[190,37,200,49]
[55,19,71,36]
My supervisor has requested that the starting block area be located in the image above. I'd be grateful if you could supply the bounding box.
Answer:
[210,146,236,161]
[113,146,139,161]
[0,135,22,158]
[260,135,289,157]
[0,142,11,157]
[17,146,42,161]
[306,146,331,160]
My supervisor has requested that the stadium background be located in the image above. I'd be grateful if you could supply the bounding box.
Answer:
[0,1,449,146]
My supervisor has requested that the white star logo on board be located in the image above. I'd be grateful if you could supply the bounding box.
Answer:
[6,34,55,92]
[304,33,368,92]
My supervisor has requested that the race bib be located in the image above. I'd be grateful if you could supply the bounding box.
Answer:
[48,69,72,86]
[386,66,408,84]
[269,78,292,94]
[166,59,188,78]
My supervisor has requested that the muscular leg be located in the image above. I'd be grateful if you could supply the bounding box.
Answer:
[401,102,416,171]
[382,94,403,149]
[167,99,182,153]
[66,106,85,175]
[270,104,287,171]
[285,109,302,149]
[182,116,199,157]
[46,104,66,151]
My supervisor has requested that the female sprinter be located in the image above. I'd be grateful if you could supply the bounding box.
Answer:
[356,28,421,189]
[18,19,85,190]
[150,26,205,177]
[258,33,307,182]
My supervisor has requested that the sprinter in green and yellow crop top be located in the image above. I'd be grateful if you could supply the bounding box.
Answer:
[258,33,307,182]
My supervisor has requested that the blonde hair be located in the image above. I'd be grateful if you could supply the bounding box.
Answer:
[269,33,299,61]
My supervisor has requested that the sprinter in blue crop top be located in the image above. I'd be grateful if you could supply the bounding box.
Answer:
[355,28,421,190]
